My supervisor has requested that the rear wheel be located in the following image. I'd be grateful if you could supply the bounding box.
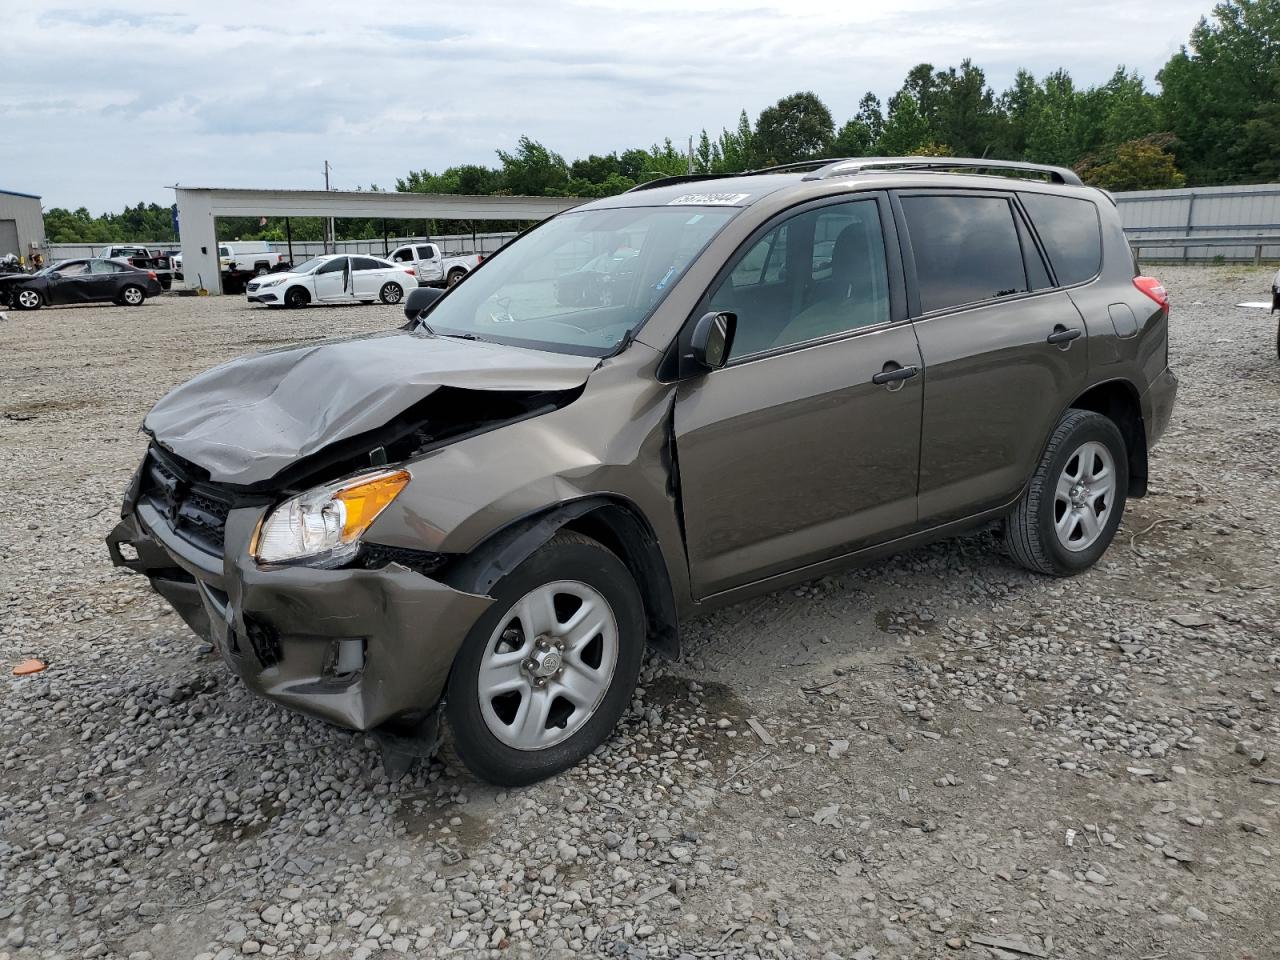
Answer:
[1005,409,1129,576]
[255,264,270,276]
[119,285,145,306]
[446,268,466,287]
[285,286,310,309]
[379,282,404,305]
[445,532,645,786]
[15,289,41,310]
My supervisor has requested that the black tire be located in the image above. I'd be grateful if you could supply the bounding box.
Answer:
[119,285,146,307]
[1005,408,1129,577]
[379,282,404,305]
[14,289,42,310]
[284,286,310,308]
[446,268,466,287]
[445,532,645,786]
[255,264,270,276]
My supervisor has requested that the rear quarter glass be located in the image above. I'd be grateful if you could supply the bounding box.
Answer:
[1019,192,1102,285]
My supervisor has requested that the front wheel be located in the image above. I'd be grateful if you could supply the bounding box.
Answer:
[379,282,404,305]
[15,289,42,310]
[1005,409,1129,576]
[119,285,145,306]
[445,532,645,786]
[284,286,310,308]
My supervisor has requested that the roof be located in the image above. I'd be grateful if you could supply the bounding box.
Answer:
[0,187,42,200]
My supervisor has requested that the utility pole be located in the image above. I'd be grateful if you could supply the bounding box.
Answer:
[687,135,694,175]
[323,160,334,254]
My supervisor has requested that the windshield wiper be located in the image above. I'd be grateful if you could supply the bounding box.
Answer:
[439,332,490,342]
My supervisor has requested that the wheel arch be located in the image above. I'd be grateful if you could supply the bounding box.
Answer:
[1067,379,1147,497]
[438,494,680,660]
[285,284,311,305]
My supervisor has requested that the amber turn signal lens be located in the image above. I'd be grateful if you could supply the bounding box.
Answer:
[334,469,410,543]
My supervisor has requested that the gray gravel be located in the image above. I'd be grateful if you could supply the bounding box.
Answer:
[1,268,1278,960]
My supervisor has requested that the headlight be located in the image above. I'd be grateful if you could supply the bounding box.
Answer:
[258,276,285,287]
[253,469,410,566]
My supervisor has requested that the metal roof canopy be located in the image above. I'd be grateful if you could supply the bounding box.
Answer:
[173,186,582,294]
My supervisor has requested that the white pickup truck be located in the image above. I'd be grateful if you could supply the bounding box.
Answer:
[388,242,483,287]
[97,245,175,289]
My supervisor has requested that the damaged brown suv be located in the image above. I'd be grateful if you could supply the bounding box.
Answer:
[109,157,1178,785]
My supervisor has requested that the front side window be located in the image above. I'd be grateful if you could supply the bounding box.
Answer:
[708,198,890,359]
[1020,193,1102,286]
[391,248,411,262]
[57,261,90,277]
[900,194,1027,313]
[315,258,347,275]
[418,206,735,356]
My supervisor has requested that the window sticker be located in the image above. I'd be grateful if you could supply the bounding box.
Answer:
[667,192,751,206]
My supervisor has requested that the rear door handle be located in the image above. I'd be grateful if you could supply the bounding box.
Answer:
[871,364,919,385]
[1047,326,1083,345]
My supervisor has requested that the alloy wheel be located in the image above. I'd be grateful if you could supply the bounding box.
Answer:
[123,287,143,305]
[477,580,618,751]
[1053,440,1116,552]
[17,290,39,308]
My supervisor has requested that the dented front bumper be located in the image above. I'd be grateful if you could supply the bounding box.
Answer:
[107,499,493,732]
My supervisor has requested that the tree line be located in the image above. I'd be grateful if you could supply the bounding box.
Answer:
[44,0,1279,244]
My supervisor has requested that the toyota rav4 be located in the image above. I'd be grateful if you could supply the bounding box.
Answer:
[108,157,1178,785]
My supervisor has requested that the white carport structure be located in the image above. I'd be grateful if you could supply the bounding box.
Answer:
[172,187,583,294]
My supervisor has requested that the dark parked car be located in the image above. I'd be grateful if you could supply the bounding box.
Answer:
[2,258,163,310]
[108,157,1177,786]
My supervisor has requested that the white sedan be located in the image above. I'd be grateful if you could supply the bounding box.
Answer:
[245,254,417,308]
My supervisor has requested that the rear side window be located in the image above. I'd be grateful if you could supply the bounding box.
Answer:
[1019,193,1102,285]
[416,245,437,259]
[900,194,1027,313]
[353,257,381,271]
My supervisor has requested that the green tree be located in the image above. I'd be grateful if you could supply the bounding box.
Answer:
[831,93,883,157]
[495,136,569,195]
[877,93,932,154]
[716,111,755,172]
[1158,0,1280,183]
[1077,135,1187,190]
[753,92,835,166]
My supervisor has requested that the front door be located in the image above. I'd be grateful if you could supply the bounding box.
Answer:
[673,194,923,598]
[416,244,443,283]
[47,261,93,304]
[892,190,1090,525]
[312,257,350,301]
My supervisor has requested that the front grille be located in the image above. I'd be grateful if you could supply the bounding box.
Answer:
[140,448,235,555]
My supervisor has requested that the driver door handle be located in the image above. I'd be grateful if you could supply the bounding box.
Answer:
[871,364,920,385]
[1047,325,1083,345]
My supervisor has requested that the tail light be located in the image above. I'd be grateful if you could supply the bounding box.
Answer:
[403,268,415,276]
[1134,276,1168,311]
[147,270,157,280]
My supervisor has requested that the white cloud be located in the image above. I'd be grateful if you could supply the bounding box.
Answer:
[0,0,1207,211]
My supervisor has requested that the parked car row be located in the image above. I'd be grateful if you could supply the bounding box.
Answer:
[0,258,164,310]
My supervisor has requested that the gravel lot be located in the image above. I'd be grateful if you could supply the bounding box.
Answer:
[2,268,1278,960]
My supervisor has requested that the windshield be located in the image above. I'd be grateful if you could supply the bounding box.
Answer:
[291,257,329,274]
[419,206,737,356]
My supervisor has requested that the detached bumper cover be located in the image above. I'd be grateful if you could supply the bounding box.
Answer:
[1141,365,1179,449]
[107,502,492,732]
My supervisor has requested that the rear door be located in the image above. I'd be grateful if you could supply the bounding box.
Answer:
[892,189,1088,526]
[674,193,923,598]
[350,257,385,298]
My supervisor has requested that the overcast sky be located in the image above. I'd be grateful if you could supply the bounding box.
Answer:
[3,0,1209,212]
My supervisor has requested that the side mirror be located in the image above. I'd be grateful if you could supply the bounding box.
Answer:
[403,285,445,323]
[688,311,736,371]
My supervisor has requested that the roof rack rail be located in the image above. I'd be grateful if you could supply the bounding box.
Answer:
[744,159,832,175]
[625,173,728,193]
[801,156,1083,187]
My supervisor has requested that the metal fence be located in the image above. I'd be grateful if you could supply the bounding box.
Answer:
[46,183,1280,266]
[1114,182,1280,263]
[48,230,520,263]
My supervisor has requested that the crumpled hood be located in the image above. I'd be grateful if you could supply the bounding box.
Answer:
[145,331,599,486]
